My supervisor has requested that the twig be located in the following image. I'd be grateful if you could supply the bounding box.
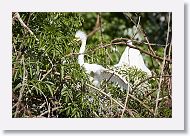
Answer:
[154,13,171,117]
[40,68,53,81]
[14,55,27,117]
[66,41,172,64]
[101,72,114,89]
[99,12,104,44]
[87,84,135,117]
[12,92,32,117]
[14,12,39,42]
[39,55,53,81]
[128,94,154,114]
[123,13,156,56]
[93,111,100,118]
[87,83,124,108]
[87,83,154,116]
[132,75,172,92]
[48,103,51,118]
[37,106,62,117]
[26,12,33,26]
[87,13,100,37]
[131,16,141,40]
[112,38,166,47]
[111,42,172,64]
[121,48,130,117]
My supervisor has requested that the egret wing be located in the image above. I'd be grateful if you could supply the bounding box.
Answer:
[97,70,131,91]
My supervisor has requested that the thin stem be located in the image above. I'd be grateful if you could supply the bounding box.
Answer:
[154,12,171,117]
[121,48,130,117]
[14,12,39,42]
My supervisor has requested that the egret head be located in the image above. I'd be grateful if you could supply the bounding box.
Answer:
[75,30,87,41]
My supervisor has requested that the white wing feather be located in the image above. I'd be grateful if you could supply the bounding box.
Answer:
[82,63,130,91]
[94,69,130,91]
[114,42,151,76]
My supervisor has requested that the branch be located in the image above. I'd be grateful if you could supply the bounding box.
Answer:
[87,13,100,37]
[121,46,130,117]
[37,106,62,117]
[112,38,167,47]
[154,12,171,117]
[128,94,154,114]
[111,41,172,64]
[66,40,172,64]
[14,12,39,42]
[123,13,156,56]
[132,75,172,93]
[86,83,125,109]
[14,55,28,117]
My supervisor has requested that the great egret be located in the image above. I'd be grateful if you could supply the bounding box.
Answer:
[114,40,152,76]
[75,30,130,90]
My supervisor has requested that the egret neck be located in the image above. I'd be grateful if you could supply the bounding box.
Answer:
[78,38,86,66]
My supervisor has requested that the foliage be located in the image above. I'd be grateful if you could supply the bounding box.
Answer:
[12,12,172,118]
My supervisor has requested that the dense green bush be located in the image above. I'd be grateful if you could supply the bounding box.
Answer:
[12,12,172,118]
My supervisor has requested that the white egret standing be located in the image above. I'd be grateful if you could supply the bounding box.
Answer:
[75,30,130,90]
[114,40,152,76]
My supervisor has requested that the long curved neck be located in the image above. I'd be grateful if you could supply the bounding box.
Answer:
[78,38,86,66]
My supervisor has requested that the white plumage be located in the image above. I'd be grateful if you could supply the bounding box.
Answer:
[75,31,129,90]
[114,40,152,76]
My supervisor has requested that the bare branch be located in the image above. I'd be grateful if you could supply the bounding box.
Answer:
[123,13,156,56]
[154,12,171,117]
[87,13,100,37]
[14,12,39,42]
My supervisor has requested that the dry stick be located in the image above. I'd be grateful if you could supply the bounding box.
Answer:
[112,42,172,64]
[87,83,153,117]
[112,38,166,47]
[154,13,171,117]
[124,13,160,67]
[98,12,109,65]
[40,55,53,81]
[12,51,22,77]
[48,103,51,118]
[14,12,39,42]
[131,16,141,40]
[12,92,32,117]
[39,55,54,111]
[168,42,172,61]
[37,106,62,117]
[87,83,135,117]
[121,16,141,117]
[168,42,172,97]
[65,42,172,64]
[128,94,154,114]
[121,48,130,118]
[93,111,100,118]
[87,13,100,37]
[14,55,27,117]
[132,75,172,93]
[28,56,53,113]
[39,102,46,109]
[40,68,53,81]
[99,12,104,45]
[87,83,124,108]
[110,96,113,117]
[26,12,33,26]
[124,13,156,56]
